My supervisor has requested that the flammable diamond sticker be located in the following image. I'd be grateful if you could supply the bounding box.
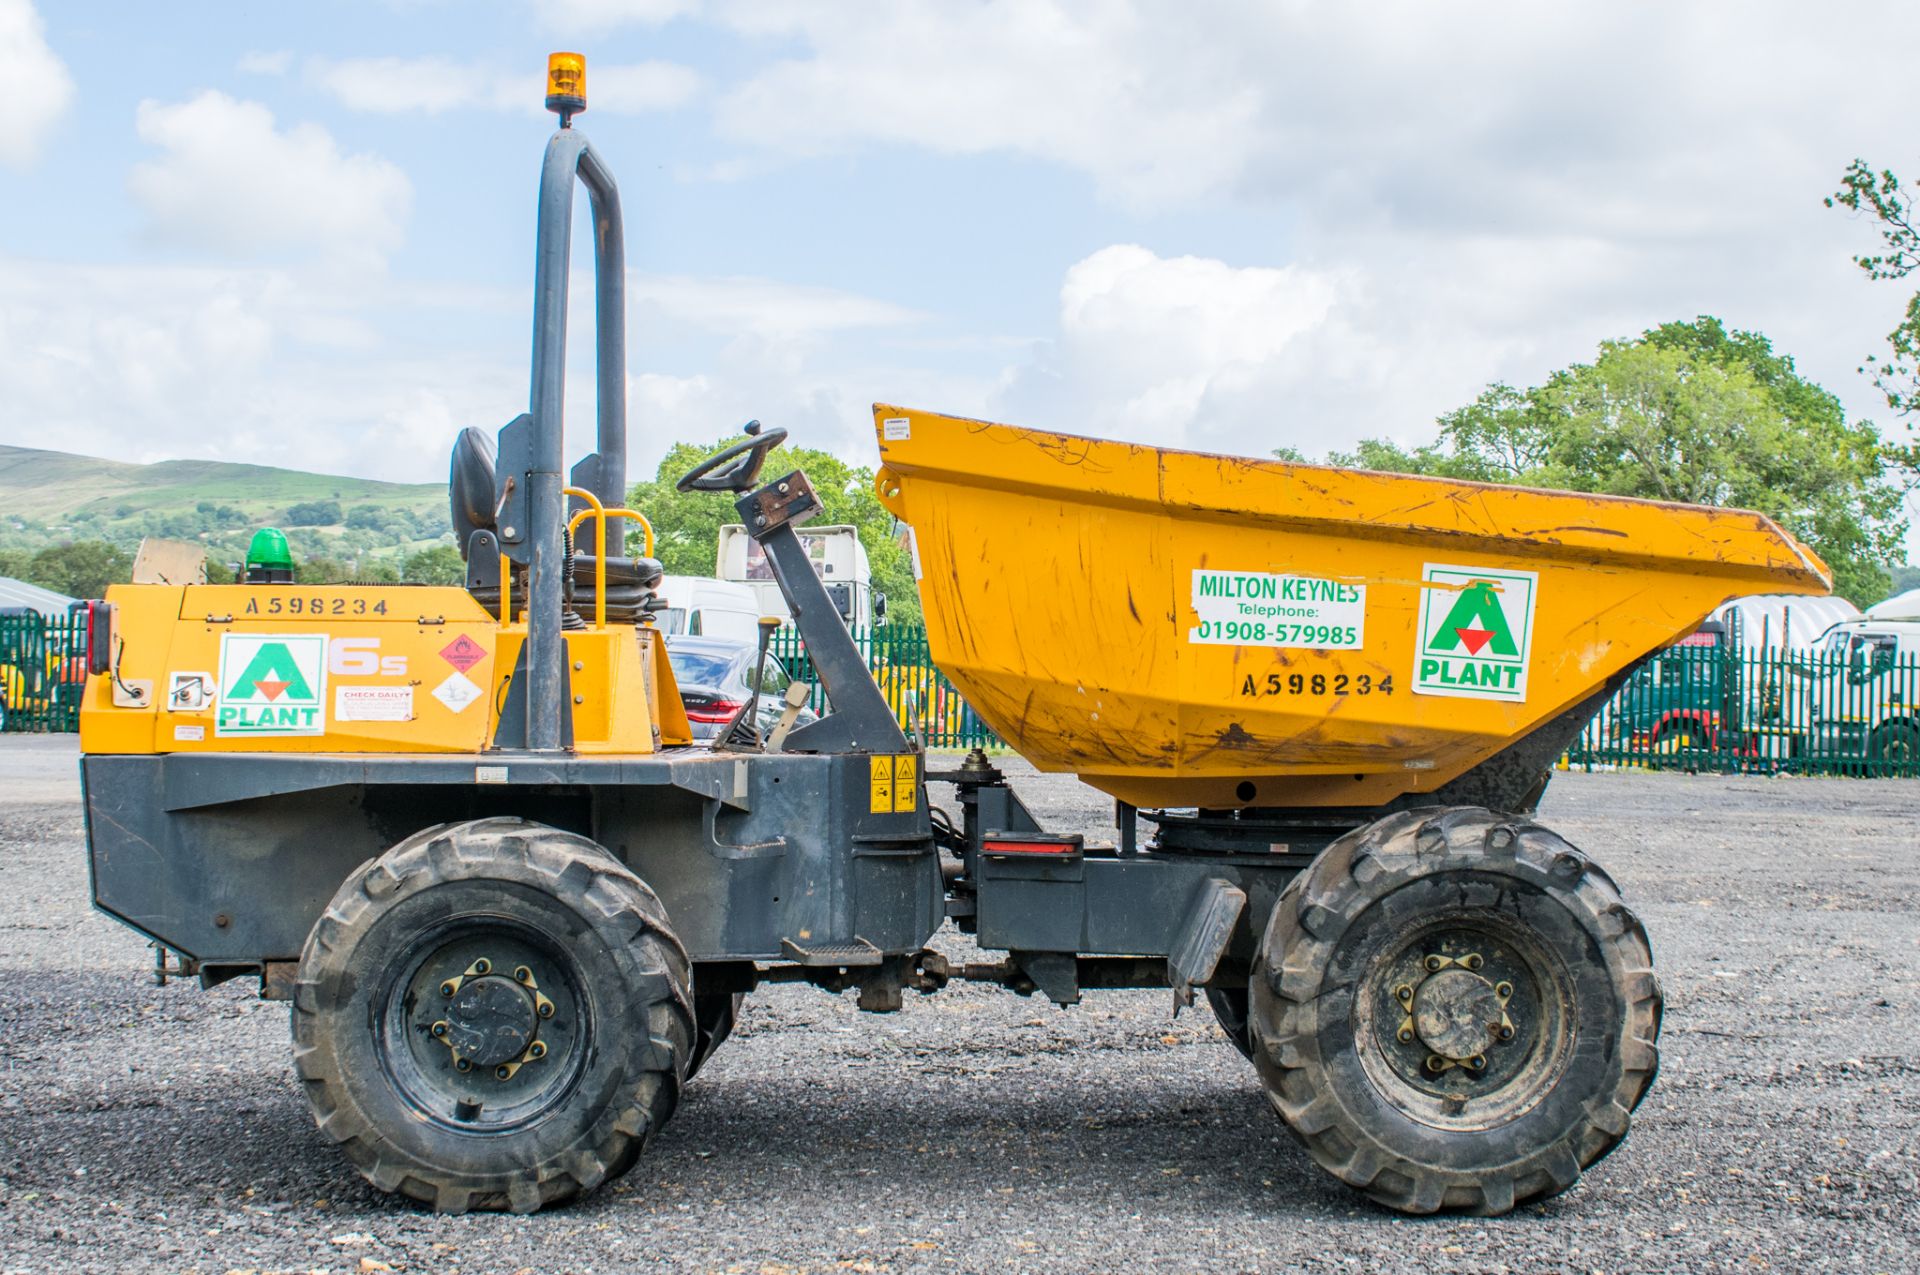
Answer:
[432,671,483,714]
[440,633,487,672]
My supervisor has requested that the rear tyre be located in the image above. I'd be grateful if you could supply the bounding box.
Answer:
[1869,721,1920,773]
[1248,807,1661,1216]
[292,817,694,1213]
[1205,987,1254,1060]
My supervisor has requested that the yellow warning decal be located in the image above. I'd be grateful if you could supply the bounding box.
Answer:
[893,754,918,812]
[868,754,919,813]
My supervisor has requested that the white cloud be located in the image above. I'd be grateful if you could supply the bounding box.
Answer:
[715,0,1256,207]
[0,259,522,483]
[710,0,1920,473]
[236,49,291,76]
[531,0,701,33]
[594,61,703,114]
[127,92,412,267]
[307,55,699,116]
[0,0,74,169]
[993,246,1357,451]
[991,246,1340,446]
[632,272,921,338]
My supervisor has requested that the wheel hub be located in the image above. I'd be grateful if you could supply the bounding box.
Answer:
[429,958,558,1080]
[444,975,537,1067]
[1391,951,1515,1075]
[1412,968,1505,1061]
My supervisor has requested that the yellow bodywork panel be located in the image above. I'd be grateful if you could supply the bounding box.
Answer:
[79,584,688,756]
[872,405,1832,809]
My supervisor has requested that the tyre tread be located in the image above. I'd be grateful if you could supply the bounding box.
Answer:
[1248,806,1662,1217]
[290,817,694,1213]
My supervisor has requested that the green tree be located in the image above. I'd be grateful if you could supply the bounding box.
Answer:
[1828,162,1920,449]
[0,547,29,580]
[402,544,466,586]
[286,499,343,527]
[26,540,133,597]
[1336,319,1907,604]
[294,555,353,585]
[626,436,920,624]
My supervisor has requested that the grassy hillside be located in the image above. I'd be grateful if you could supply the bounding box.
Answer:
[0,443,450,568]
[0,443,441,523]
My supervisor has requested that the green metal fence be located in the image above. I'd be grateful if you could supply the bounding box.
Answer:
[768,623,1001,750]
[14,602,1911,777]
[1565,638,1920,777]
[0,612,86,734]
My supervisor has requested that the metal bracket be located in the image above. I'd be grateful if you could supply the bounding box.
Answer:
[493,413,535,562]
[701,797,788,859]
[1168,877,1246,1012]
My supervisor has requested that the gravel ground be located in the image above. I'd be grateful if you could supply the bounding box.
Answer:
[1,733,1916,1274]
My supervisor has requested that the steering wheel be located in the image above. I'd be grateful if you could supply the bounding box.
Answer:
[676,421,790,493]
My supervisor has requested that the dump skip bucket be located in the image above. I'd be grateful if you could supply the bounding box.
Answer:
[873,406,1831,809]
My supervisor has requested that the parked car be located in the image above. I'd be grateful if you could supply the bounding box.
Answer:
[664,634,818,743]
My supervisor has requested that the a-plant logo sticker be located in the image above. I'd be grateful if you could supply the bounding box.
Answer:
[216,634,328,735]
[1413,564,1538,701]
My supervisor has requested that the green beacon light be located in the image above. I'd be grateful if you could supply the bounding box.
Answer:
[245,528,295,585]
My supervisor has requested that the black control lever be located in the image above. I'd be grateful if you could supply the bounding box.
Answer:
[721,615,784,750]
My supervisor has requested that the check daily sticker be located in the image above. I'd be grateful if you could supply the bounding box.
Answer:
[216,634,327,735]
[335,685,414,722]
[1189,569,1366,649]
[1413,564,1538,701]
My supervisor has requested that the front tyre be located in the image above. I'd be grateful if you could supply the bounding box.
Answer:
[1248,807,1661,1216]
[292,817,694,1213]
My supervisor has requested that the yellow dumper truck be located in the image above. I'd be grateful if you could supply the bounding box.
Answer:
[74,57,1828,1217]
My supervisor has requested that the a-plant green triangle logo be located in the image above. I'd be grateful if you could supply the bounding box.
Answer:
[226,642,313,703]
[1423,580,1519,658]
[1413,565,1538,701]
[216,633,328,736]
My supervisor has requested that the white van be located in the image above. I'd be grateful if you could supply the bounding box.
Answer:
[716,524,877,627]
[654,575,762,643]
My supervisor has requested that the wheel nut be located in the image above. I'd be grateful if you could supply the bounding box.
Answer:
[1425,1054,1446,1073]
[1495,981,1513,999]
[1498,1024,1514,1041]
[431,1021,448,1038]
[1424,955,1445,972]
[1468,1054,1486,1070]
[1394,984,1414,1003]
[1397,1027,1414,1044]
[537,1001,555,1019]
[473,959,491,975]
[454,1057,472,1073]
[514,965,533,983]
[440,980,457,997]
[494,1065,512,1080]
[528,1041,547,1060]
[1463,954,1484,971]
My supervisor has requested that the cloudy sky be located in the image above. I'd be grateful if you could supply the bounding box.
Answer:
[3,0,1918,550]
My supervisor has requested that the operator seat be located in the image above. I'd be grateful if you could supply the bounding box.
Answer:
[448,426,663,624]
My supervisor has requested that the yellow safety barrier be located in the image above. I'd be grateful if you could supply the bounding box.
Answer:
[563,486,656,630]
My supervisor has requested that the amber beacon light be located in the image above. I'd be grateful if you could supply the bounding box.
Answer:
[546,52,586,122]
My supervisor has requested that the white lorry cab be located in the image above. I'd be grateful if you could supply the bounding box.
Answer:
[1796,617,1920,765]
[717,523,880,627]
[654,575,763,643]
